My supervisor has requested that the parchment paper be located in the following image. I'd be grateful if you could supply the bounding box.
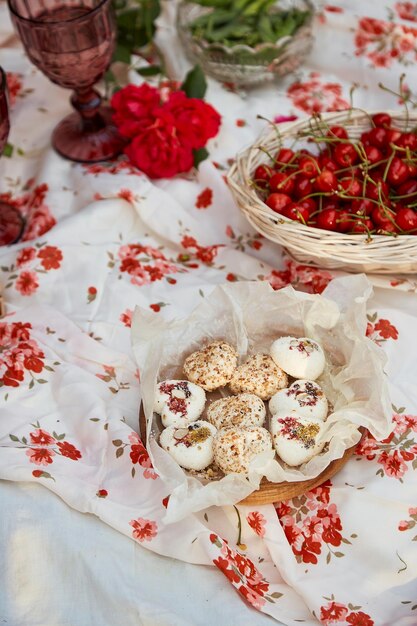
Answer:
[132,274,392,522]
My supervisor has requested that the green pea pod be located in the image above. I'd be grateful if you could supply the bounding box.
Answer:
[242,0,276,17]
[258,13,278,43]
[274,12,297,39]
[208,20,251,42]
[191,8,233,26]
[189,0,231,7]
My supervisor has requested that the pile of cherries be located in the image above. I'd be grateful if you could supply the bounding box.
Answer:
[253,112,417,235]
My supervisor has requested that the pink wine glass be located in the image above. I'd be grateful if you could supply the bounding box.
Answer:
[7,0,125,163]
[0,67,25,246]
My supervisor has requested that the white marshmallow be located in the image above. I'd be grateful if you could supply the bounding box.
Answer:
[270,336,325,380]
[154,380,206,428]
[269,379,328,421]
[207,393,266,429]
[160,421,217,471]
[213,425,272,474]
[270,412,325,466]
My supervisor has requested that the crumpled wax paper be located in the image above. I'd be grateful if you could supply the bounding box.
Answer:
[132,275,392,523]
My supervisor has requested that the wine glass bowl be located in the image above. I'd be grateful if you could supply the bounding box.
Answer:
[7,0,126,162]
[0,67,25,246]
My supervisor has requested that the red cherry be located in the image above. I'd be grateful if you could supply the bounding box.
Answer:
[318,154,338,172]
[254,164,273,181]
[368,127,389,150]
[298,197,317,212]
[293,174,313,198]
[316,208,339,231]
[315,170,338,192]
[269,171,295,195]
[363,145,383,165]
[366,178,389,201]
[397,132,417,151]
[265,192,292,213]
[396,178,417,200]
[407,163,417,178]
[395,207,417,232]
[350,198,374,216]
[274,148,294,167]
[377,222,399,234]
[298,155,320,178]
[372,112,392,128]
[336,209,353,233]
[360,131,373,147]
[386,157,410,187]
[322,196,340,211]
[282,203,310,224]
[334,143,358,167]
[386,128,403,147]
[371,205,395,227]
[327,125,349,140]
[350,218,374,233]
[339,177,362,197]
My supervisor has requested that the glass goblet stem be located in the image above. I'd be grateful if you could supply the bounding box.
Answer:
[70,88,106,133]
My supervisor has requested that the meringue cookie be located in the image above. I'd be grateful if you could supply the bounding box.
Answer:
[184,341,238,392]
[160,421,217,471]
[229,354,288,400]
[269,380,328,421]
[154,380,206,428]
[213,425,272,474]
[270,412,325,466]
[270,336,325,380]
[207,393,266,430]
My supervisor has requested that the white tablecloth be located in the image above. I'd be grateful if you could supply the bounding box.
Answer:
[1,1,417,625]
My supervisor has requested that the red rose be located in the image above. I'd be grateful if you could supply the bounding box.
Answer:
[111,83,160,138]
[165,91,221,149]
[124,112,194,179]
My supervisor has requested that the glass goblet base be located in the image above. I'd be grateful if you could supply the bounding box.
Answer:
[0,202,25,246]
[52,105,126,163]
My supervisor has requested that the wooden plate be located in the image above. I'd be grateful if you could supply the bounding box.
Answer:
[139,406,360,506]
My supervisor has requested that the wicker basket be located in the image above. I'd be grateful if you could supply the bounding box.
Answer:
[227,109,417,274]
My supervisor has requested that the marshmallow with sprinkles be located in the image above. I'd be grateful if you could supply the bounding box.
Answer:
[154,380,206,428]
[159,421,217,471]
[213,425,273,474]
[229,353,288,400]
[206,393,266,430]
[271,412,325,466]
[270,336,325,380]
[183,341,238,391]
[269,379,328,421]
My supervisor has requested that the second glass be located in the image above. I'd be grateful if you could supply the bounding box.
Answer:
[7,0,126,163]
